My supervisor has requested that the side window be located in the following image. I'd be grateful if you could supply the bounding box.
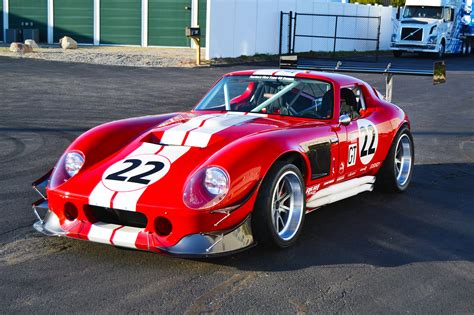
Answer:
[442,7,454,22]
[352,87,366,112]
[340,87,359,120]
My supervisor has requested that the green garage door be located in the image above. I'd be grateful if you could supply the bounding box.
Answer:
[100,0,141,45]
[54,0,94,43]
[9,0,48,43]
[148,0,191,47]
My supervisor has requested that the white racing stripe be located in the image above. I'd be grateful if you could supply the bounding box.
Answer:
[89,182,116,208]
[112,226,142,248]
[87,223,143,249]
[160,114,217,146]
[184,114,257,148]
[88,142,161,208]
[272,70,302,77]
[87,142,188,248]
[111,145,190,211]
[252,69,278,76]
[88,222,120,244]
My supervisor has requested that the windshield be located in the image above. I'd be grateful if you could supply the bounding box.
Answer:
[195,75,334,119]
[403,6,442,19]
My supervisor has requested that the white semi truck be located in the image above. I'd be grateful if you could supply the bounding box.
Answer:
[391,0,474,57]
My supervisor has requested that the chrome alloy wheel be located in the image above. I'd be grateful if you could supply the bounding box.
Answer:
[394,134,413,187]
[271,171,304,241]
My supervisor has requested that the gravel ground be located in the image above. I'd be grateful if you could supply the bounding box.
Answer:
[0,45,205,67]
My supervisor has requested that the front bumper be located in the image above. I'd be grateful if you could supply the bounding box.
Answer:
[390,42,437,53]
[32,177,255,257]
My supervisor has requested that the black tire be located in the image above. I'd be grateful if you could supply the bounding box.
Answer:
[376,126,414,193]
[437,41,446,59]
[252,162,305,249]
[393,50,403,58]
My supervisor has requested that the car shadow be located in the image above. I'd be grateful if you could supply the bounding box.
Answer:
[198,163,474,270]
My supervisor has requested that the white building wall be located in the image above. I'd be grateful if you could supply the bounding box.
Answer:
[206,0,395,59]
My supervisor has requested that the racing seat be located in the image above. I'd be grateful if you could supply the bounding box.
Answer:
[320,90,333,118]
[231,82,256,111]
[340,88,360,119]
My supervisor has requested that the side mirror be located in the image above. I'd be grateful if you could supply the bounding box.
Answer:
[339,114,351,126]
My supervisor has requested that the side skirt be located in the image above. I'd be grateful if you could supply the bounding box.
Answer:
[306,176,375,212]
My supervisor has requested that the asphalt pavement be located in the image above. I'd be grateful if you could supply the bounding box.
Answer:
[0,55,473,314]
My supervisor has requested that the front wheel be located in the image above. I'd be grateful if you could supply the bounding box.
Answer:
[437,42,446,59]
[376,127,414,192]
[252,162,305,248]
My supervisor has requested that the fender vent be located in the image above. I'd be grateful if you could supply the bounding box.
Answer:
[84,205,147,228]
[306,142,331,180]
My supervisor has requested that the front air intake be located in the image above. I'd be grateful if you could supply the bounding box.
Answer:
[84,205,148,228]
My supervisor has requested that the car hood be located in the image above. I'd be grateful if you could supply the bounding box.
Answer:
[58,111,321,210]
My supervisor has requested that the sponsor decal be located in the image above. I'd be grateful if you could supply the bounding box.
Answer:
[306,184,321,196]
[323,179,335,186]
[339,162,345,174]
[370,162,381,169]
[348,143,357,167]
[336,175,345,182]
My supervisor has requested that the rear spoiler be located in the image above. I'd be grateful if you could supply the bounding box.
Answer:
[279,55,446,102]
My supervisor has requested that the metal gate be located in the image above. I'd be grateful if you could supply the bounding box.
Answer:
[279,11,382,60]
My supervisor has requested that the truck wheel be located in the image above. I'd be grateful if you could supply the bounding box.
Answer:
[393,50,403,58]
[376,126,414,193]
[462,42,469,56]
[252,162,305,248]
[437,42,446,59]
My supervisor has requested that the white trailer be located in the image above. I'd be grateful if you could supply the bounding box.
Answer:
[391,0,474,57]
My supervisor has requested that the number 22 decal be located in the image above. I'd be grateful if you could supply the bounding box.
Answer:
[102,155,171,192]
[105,159,165,184]
[360,125,376,157]
[357,119,378,165]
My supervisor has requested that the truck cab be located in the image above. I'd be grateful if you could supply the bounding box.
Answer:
[391,0,474,57]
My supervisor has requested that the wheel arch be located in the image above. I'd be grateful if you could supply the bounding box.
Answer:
[272,151,310,182]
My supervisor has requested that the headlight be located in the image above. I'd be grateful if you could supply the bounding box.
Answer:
[391,34,397,41]
[183,166,230,209]
[49,151,85,189]
[64,152,85,177]
[204,168,229,195]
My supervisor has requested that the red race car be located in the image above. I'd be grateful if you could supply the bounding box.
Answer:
[32,69,415,256]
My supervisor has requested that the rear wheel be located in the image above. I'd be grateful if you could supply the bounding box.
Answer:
[252,162,305,248]
[376,126,414,192]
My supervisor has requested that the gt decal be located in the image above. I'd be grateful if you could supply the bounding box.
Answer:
[102,154,171,192]
[357,119,378,165]
[348,143,357,167]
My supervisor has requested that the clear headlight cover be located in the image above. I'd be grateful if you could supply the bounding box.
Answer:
[65,152,85,177]
[49,151,85,189]
[183,166,230,210]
